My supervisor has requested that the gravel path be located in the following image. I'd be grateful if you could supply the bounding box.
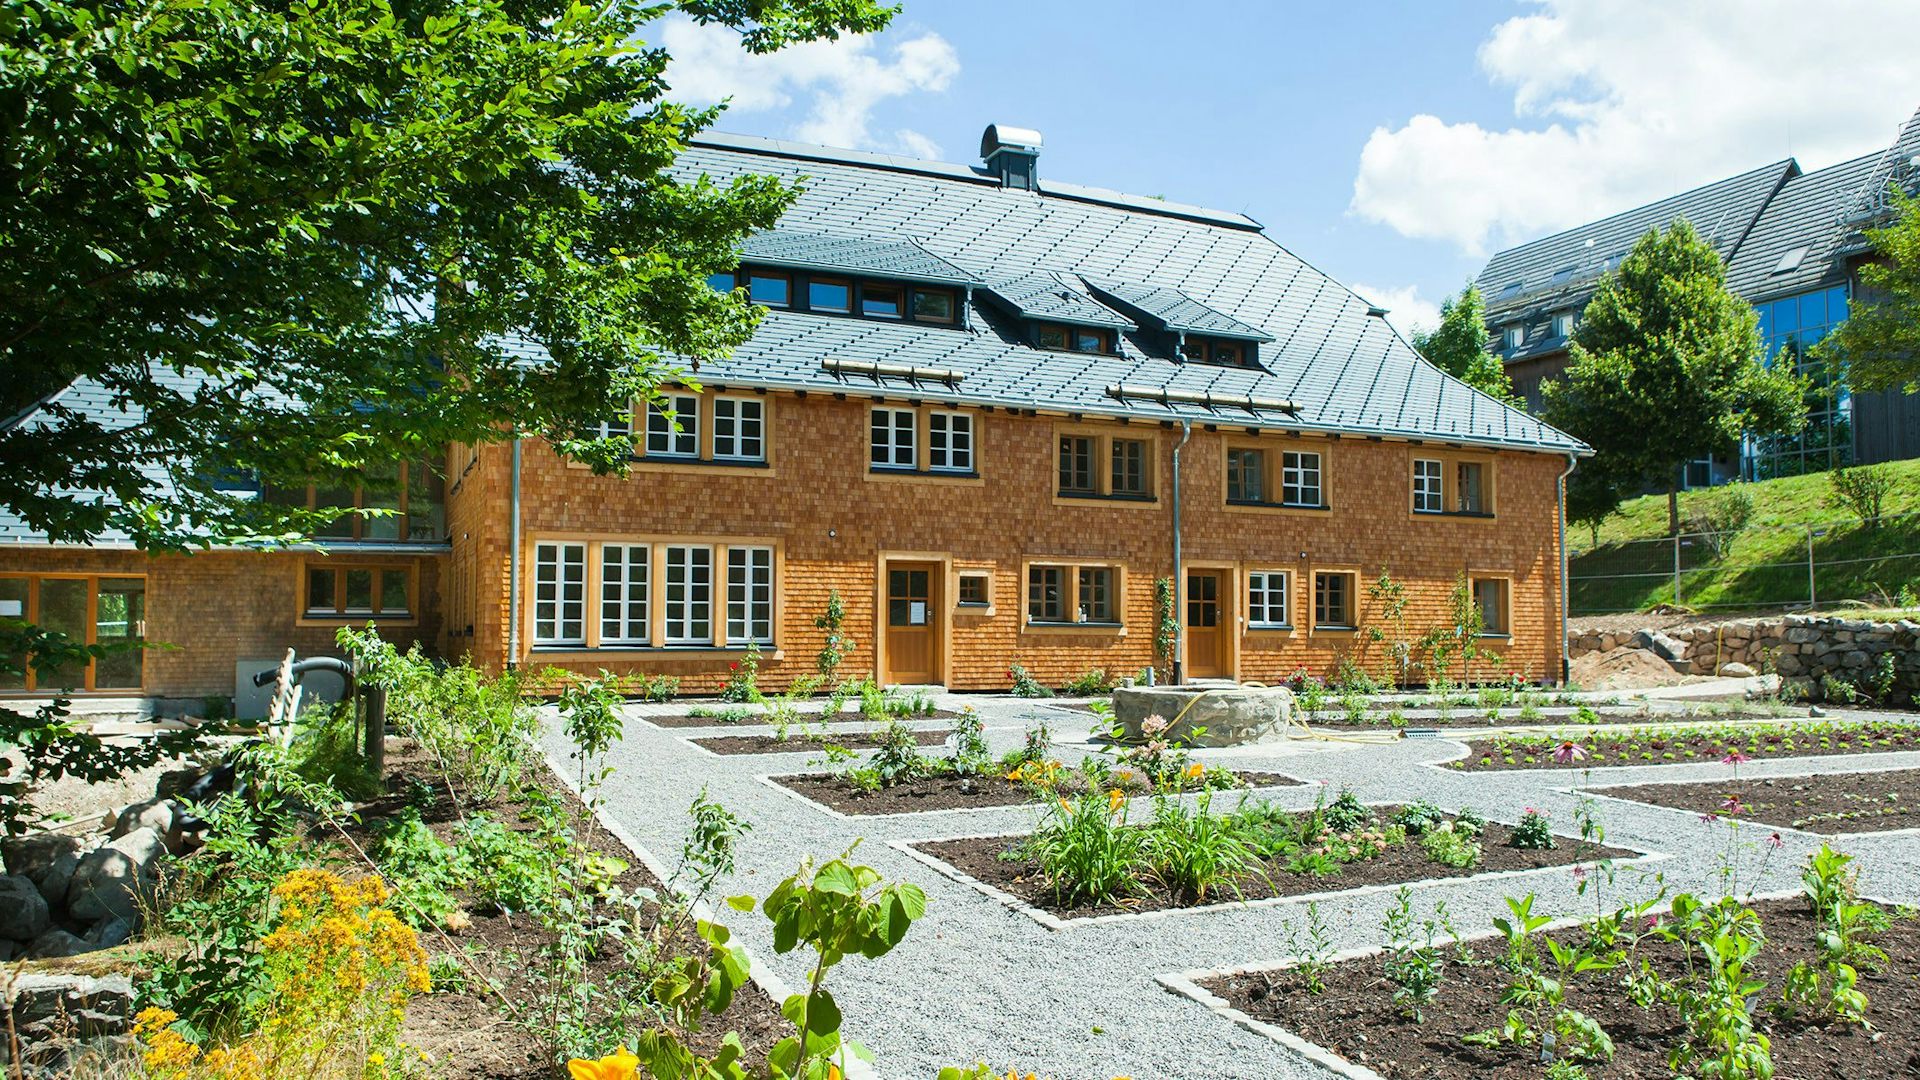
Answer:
[544,695,1920,1080]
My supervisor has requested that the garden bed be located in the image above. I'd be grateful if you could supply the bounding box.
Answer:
[773,769,1301,816]
[691,728,953,755]
[1448,720,1920,771]
[911,806,1631,920]
[1592,769,1920,836]
[647,708,963,729]
[1197,896,1920,1080]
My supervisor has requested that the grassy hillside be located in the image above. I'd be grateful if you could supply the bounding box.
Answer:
[1569,458,1920,615]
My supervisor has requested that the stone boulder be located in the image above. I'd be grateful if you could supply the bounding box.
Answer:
[0,875,51,942]
[110,799,182,855]
[1718,662,1757,678]
[1,834,83,910]
[1112,684,1296,747]
[66,828,163,924]
[3,972,137,1042]
[26,928,89,960]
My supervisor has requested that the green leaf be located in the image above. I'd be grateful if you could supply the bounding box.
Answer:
[726,893,756,912]
[813,860,859,896]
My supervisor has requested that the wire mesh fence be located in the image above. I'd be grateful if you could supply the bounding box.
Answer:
[1568,508,1920,616]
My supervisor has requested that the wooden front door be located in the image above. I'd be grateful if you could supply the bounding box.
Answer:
[883,562,941,684]
[1185,570,1227,679]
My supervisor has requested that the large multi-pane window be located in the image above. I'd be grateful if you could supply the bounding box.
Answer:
[646,394,701,457]
[306,563,413,620]
[928,412,974,473]
[1746,285,1852,480]
[1247,571,1290,627]
[727,546,774,644]
[1025,562,1120,625]
[533,542,587,646]
[599,544,649,645]
[664,545,713,645]
[266,459,445,542]
[0,575,146,691]
[1026,565,1065,622]
[711,397,765,461]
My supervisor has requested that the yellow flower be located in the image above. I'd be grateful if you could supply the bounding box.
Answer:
[1107,789,1126,813]
[1184,762,1205,780]
[568,1048,640,1080]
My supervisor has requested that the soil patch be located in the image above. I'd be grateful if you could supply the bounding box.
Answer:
[647,709,963,729]
[1594,769,1920,836]
[775,770,1301,816]
[1449,720,1920,772]
[691,728,952,755]
[912,809,1630,920]
[363,751,790,1077]
[1202,897,1920,1080]
[1571,647,1695,691]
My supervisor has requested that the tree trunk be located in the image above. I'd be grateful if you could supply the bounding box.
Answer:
[1667,482,1681,537]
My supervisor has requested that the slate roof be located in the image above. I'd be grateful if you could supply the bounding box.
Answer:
[1081,277,1272,341]
[739,229,977,286]
[665,132,1580,453]
[1476,160,1793,363]
[976,269,1136,330]
[1723,151,1882,301]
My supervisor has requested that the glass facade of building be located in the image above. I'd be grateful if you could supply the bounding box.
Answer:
[1743,284,1852,480]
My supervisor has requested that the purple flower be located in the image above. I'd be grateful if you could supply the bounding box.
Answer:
[1553,741,1587,765]
[1722,750,1750,765]
[1572,865,1588,882]
[1767,832,1785,849]
[1700,812,1719,823]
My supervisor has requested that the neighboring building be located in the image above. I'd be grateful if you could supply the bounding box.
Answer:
[1477,105,1920,485]
[2,125,1585,707]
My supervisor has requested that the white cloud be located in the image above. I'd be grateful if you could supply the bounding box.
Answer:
[659,16,959,158]
[1352,282,1441,339]
[1351,0,1920,256]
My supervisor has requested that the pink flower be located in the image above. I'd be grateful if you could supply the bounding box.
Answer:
[1553,741,1587,765]
[1141,715,1170,736]
[1700,812,1720,823]
[1767,832,1785,849]
[1572,865,1588,882]
[1722,750,1749,765]
[1721,794,1744,815]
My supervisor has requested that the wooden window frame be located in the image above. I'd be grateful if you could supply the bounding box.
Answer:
[1051,423,1159,506]
[859,281,905,320]
[1245,569,1293,630]
[1035,322,1112,354]
[910,287,959,324]
[610,391,776,475]
[746,268,792,308]
[805,276,853,314]
[0,572,149,693]
[954,569,995,613]
[1470,573,1514,639]
[1405,448,1498,522]
[273,460,444,543]
[1310,567,1359,635]
[520,533,785,659]
[1223,436,1333,515]
[864,405,985,484]
[1019,557,1126,633]
[299,559,420,626]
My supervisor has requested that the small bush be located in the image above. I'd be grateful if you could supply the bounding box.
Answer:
[1392,800,1447,837]
[1324,788,1374,833]
[1061,667,1115,696]
[1023,790,1145,905]
[1453,807,1487,839]
[1144,792,1259,903]
[1509,808,1556,850]
[719,643,762,703]
[1420,826,1481,868]
[1688,481,1755,559]
[635,674,679,703]
[1827,463,1895,528]
[1008,662,1053,698]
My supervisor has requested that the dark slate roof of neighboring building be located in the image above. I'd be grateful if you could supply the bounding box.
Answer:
[1476,160,1793,363]
[664,133,1580,453]
[1723,151,1882,301]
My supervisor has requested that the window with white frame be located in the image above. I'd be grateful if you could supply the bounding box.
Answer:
[1552,312,1574,339]
[1247,570,1290,627]
[663,545,713,644]
[533,542,586,645]
[726,546,774,644]
[712,396,765,461]
[870,408,916,470]
[646,394,700,457]
[596,411,632,441]
[1503,325,1524,350]
[1412,458,1444,513]
[1281,450,1322,508]
[928,411,973,472]
[598,544,649,644]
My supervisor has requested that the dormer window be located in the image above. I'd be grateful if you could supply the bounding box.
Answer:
[1180,336,1253,367]
[860,283,904,319]
[747,270,790,308]
[807,278,852,313]
[911,289,957,323]
[1036,323,1110,353]
[1551,312,1574,339]
[1503,325,1524,350]
[707,271,736,294]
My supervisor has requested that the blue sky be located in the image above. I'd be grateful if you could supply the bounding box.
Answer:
[660,0,1920,335]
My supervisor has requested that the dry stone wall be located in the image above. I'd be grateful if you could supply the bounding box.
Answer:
[1568,614,1920,697]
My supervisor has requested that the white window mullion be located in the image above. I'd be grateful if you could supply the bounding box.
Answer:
[533,542,586,646]
[726,546,774,644]
[599,543,649,645]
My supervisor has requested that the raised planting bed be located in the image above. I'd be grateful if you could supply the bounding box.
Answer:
[691,727,953,755]
[773,768,1301,816]
[909,802,1633,921]
[1447,720,1920,771]
[1592,768,1920,836]
[649,708,965,729]
[1195,895,1919,1080]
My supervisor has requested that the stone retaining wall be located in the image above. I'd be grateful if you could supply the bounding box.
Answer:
[1568,615,1920,697]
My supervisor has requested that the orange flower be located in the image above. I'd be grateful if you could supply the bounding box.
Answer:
[1107,789,1126,813]
[1184,762,1206,780]
[568,1048,640,1080]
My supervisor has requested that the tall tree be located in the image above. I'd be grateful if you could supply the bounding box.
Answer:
[1543,220,1805,536]
[1815,186,1920,394]
[0,0,895,551]
[1411,283,1521,404]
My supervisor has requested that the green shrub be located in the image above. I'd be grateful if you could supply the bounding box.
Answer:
[1827,463,1895,527]
[1453,807,1486,839]
[689,704,757,723]
[1324,788,1373,833]
[1023,790,1145,905]
[719,642,762,703]
[1144,792,1258,903]
[1008,662,1053,698]
[286,702,382,800]
[376,809,471,925]
[635,674,679,703]
[1392,800,1446,837]
[1420,826,1480,868]
[1509,809,1556,850]
[1061,667,1115,696]
[870,722,933,787]
[460,811,566,914]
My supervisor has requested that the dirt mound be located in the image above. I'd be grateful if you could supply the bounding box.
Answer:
[1570,647,1690,691]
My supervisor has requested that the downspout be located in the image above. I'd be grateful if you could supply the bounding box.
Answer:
[1170,419,1193,686]
[1557,451,1578,686]
[507,438,523,671]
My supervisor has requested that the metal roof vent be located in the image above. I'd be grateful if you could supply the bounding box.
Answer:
[981,123,1042,190]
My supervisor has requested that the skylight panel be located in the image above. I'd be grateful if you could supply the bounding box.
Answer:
[1773,246,1810,274]
[1549,266,1576,286]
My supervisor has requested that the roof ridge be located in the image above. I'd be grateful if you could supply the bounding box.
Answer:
[1483,158,1796,265]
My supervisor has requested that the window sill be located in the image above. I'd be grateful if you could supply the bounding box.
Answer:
[1023,620,1125,635]
[1310,624,1358,636]
[1413,509,1496,520]
[1227,499,1330,512]
[1246,623,1295,633]
[1477,632,1513,641]
[527,644,784,660]
[299,611,417,628]
[955,602,996,616]
[866,467,984,484]
[1056,491,1158,504]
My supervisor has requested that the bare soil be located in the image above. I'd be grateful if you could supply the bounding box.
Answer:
[645,709,963,729]
[1451,720,1920,772]
[1571,647,1698,691]
[774,770,1301,816]
[1204,898,1920,1080]
[1593,769,1920,836]
[691,728,952,755]
[912,811,1630,920]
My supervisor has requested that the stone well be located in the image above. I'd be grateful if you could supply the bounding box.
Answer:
[1110,684,1298,747]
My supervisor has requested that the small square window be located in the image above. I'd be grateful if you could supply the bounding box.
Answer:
[957,573,990,607]
[1247,571,1289,627]
[1227,448,1266,503]
[861,283,903,319]
[911,289,957,323]
[807,278,852,313]
[1211,342,1244,366]
[1313,572,1354,629]
[1027,565,1064,622]
[1551,312,1573,339]
[306,568,335,613]
[1036,324,1070,350]
[747,271,790,307]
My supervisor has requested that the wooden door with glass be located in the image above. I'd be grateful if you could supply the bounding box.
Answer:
[882,562,941,685]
